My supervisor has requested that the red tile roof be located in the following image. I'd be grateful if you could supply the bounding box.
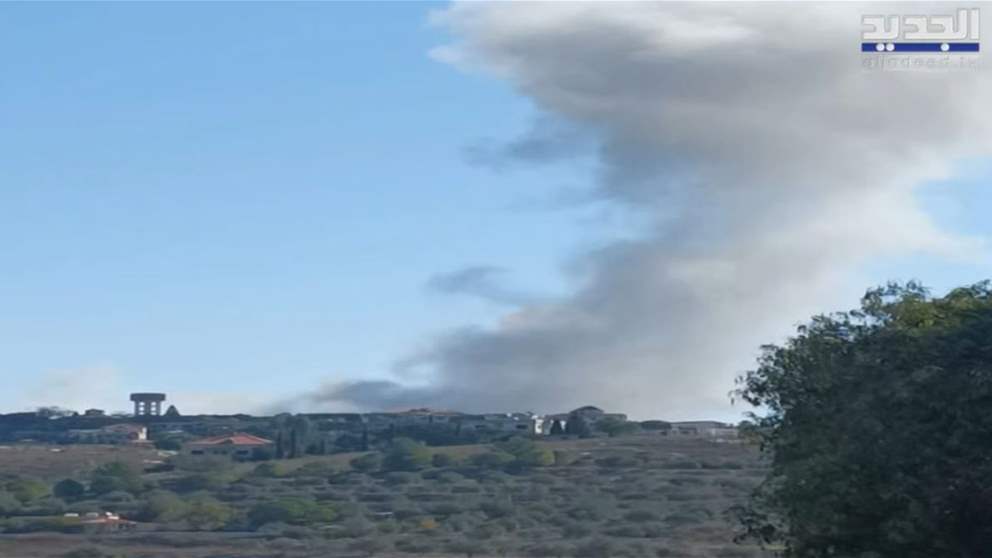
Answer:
[187,433,273,446]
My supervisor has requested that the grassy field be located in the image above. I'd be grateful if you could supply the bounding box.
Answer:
[0,434,771,558]
[0,444,165,480]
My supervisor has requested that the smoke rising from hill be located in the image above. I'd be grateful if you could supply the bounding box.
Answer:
[299,3,991,419]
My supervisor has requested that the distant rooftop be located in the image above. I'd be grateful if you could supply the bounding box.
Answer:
[187,433,273,446]
[129,393,166,402]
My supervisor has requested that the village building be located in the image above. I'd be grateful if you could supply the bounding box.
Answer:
[184,432,274,459]
[668,421,738,438]
[65,423,148,444]
[456,413,544,434]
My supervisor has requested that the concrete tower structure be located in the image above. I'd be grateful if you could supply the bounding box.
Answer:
[130,393,166,417]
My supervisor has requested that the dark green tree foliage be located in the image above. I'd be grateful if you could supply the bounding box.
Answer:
[139,489,189,522]
[549,420,565,435]
[185,496,233,531]
[432,453,457,468]
[53,479,85,502]
[382,438,431,472]
[446,540,489,558]
[247,498,336,528]
[595,417,638,438]
[89,462,143,495]
[349,537,389,557]
[735,282,992,557]
[153,437,183,451]
[0,491,22,514]
[350,452,382,473]
[271,415,316,458]
[469,451,515,469]
[275,430,285,459]
[565,413,592,437]
[5,478,48,504]
[638,420,671,432]
[497,437,554,471]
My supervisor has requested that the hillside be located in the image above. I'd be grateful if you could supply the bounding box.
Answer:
[0,434,770,558]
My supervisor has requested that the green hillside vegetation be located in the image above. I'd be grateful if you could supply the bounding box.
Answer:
[0,434,768,558]
[736,282,992,557]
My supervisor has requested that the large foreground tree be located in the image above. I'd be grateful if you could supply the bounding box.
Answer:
[735,282,992,558]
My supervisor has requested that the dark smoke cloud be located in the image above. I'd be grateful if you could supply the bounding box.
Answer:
[294,3,992,419]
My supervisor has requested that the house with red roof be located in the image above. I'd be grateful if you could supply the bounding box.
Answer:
[184,432,274,460]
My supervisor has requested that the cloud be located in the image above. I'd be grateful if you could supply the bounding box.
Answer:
[302,3,992,420]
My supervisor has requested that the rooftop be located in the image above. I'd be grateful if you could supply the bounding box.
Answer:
[187,433,273,446]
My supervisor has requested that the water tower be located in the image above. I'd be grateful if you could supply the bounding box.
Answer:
[130,393,166,417]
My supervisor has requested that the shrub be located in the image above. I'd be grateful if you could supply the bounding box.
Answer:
[596,417,639,438]
[497,438,554,470]
[349,537,388,557]
[154,437,183,451]
[617,541,651,558]
[383,438,432,472]
[384,472,417,485]
[639,420,671,432]
[428,502,464,517]
[98,490,134,504]
[248,498,336,528]
[605,525,649,538]
[418,517,439,531]
[291,461,337,477]
[173,472,230,493]
[624,509,660,522]
[90,462,143,495]
[526,543,571,558]
[53,479,86,502]
[250,446,275,461]
[435,471,464,484]
[5,478,50,503]
[573,538,616,558]
[0,491,21,514]
[350,453,382,473]
[140,489,188,522]
[394,536,438,554]
[664,510,709,527]
[446,540,490,558]
[596,455,640,468]
[470,451,514,470]
[62,547,106,558]
[253,462,284,478]
[340,517,376,538]
[432,453,457,468]
[479,500,515,519]
[701,460,743,470]
[659,460,701,470]
[185,496,233,531]
[552,450,575,467]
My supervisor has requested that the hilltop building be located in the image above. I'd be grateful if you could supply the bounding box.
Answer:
[185,432,274,459]
[66,423,147,444]
[668,420,738,439]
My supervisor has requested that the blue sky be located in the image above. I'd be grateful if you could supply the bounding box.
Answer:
[1,3,990,416]
[0,2,626,413]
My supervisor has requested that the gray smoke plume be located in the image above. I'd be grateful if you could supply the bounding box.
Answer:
[299,3,991,419]
[427,265,538,306]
